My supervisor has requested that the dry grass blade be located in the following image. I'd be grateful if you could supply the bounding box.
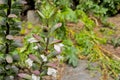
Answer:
[98,45,120,61]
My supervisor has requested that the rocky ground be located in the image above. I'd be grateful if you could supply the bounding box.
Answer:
[61,60,114,80]
[61,14,120,80]
[26,11,120,80]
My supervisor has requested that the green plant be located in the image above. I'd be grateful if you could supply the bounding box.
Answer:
[76,0,120,16]
[63,39,78,67]
[100,28,115,36]
[75,10,95,30]
[110,37,120,48]
[77,0,108,17]
[0,53,20,79]
[99,0,120,16]
[75,30,106,55]
[18,1,64,80]
[0,0,23,79]
[54,0,71,8]
[88,45,120,79]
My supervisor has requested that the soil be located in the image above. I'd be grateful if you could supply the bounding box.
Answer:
[61,60,114,80]
[102,14,120,57]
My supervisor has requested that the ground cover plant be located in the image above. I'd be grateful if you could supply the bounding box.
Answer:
[0,0,120,80]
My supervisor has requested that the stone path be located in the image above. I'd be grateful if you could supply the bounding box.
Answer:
[61,60,114,80]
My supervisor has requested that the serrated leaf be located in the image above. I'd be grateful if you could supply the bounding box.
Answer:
[67,52,78,67]
[6,55,13,63]
[65,46,78,67]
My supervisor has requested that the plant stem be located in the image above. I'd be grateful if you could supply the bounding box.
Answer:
[45,38,49,52]
[5,0,11,54]
[45,20,49,53]
[40,62,44,72]
[7,0,11,16]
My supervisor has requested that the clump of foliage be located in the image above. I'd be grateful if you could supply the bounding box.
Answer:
[0,0,24,79]
[18,1,64,80]
[63,39,78,67]
[0,0,119,79]
[77,0,108,17]
[110,37,120,48]
[75,29,120,79]
[99,0,120,16]
[88,45,120,79]
[76,0,120,17]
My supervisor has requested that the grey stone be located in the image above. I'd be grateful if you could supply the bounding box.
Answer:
[61,60,113,80]
[27,10,40,25]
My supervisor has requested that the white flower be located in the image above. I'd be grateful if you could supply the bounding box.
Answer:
[28,38,38,43]
[54,43,64,53]
[25,58,33,68]
[45,38,47,43]
[32,74,40,80]
[57,55,64,61]
[47,68,57,77]
[33,46,39,50]
[40,55,47,62]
